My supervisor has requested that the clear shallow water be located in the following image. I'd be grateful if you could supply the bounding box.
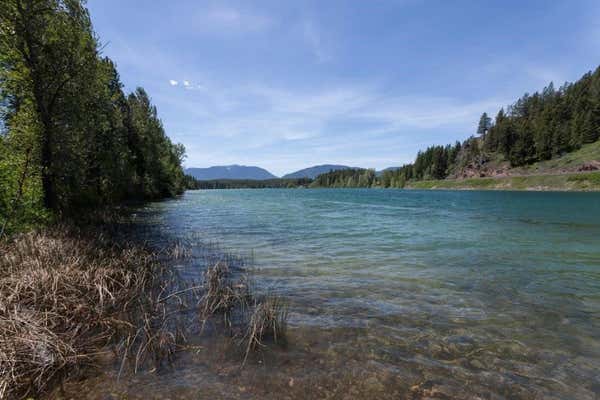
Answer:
[61,189,600,399]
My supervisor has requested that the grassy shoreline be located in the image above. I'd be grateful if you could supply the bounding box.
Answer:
[0,226,178,399]
[0,223,287,399]
[405,171,600,191]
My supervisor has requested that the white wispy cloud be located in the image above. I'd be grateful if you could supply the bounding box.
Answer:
[161,79,508,170]
[169,80,179,86]
[246,83,505,131]
[524,65,566,87]
[183,80,190,87]
[302,20,332,63]
[198,7,273,33]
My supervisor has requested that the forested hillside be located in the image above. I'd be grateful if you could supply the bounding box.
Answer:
[310,168,376,188]
[378,67,600,188]
[0,0,186,234]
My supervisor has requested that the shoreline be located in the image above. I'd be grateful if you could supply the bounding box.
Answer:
[0,222,287,399]
[186,170,600,192]
[405,171,600,192]
[5,193,598,399]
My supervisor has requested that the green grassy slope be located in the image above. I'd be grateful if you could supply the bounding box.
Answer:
[407,171,600,191]
[407,142,600,191]
[513,140,600,174]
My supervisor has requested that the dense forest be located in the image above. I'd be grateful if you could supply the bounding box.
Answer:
[187,177,312,189]
[310,168,377,188]
[0,0,187,234]
[484,72,600,164]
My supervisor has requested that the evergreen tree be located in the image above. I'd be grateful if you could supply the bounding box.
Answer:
[477,112,492,138]
[582,111,598,144]
[0,0,187,232]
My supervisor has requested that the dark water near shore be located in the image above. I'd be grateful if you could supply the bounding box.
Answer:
[60,189,600,399]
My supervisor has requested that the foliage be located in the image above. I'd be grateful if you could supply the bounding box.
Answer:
[187,177,313,189]
[0,0,186,234]
[379,141,462,187]
[477,112,492,137]
[310,168,376,188]
[484,71,600,165]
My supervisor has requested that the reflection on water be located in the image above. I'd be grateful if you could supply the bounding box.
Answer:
[57,189,600,399]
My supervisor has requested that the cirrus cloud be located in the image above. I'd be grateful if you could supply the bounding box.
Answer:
[196,6,273,34]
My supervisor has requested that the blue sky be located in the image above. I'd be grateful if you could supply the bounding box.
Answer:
[88,0,600,176]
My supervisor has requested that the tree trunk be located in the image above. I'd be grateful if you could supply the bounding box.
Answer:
[40,113,57,210]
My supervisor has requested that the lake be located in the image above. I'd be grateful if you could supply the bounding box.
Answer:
[63,189,600,399]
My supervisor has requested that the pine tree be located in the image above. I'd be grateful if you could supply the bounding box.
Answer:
[582,111,598,144]
[570,112,584,149]
[477,112,492,138]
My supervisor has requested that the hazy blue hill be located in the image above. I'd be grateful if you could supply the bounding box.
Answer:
[185,165,277,180]
[283,164,353,179]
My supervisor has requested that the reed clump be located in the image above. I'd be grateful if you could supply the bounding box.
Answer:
[198,260,288,360]
[200,261,250,329]
[0,226,187,399]
[241,294,288,363]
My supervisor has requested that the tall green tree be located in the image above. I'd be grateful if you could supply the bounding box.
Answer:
[1,0,99,210]
[1,0,187,233]
[477,112,492,138]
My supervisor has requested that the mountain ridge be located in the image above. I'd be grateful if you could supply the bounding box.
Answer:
[185,165,277,180]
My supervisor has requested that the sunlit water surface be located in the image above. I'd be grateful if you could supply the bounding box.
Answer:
[60,189,600,399]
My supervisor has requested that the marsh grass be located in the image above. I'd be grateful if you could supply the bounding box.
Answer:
[198,259,288,362]
[0,226,199,399]
[200,261,248,327]
[0,224,289,399]
[240,294,289,364]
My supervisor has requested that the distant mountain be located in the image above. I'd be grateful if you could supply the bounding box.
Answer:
[282,164,353,179]
[185,165,277,180]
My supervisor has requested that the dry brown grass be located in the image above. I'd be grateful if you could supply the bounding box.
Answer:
[0,225,289,399]
[169,240,192,260]
[199,261,250,330]
[241,294,288,364]
[0,227,190,399]
[197,260,288,362]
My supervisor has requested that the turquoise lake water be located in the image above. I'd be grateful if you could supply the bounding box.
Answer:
[68,189,600,399]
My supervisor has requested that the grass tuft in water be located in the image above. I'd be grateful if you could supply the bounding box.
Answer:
[240,294,289,364]
[198,259,288,362]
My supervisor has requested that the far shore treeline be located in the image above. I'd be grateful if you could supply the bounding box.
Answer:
[0,1,187,235]
[189,66,600,190]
